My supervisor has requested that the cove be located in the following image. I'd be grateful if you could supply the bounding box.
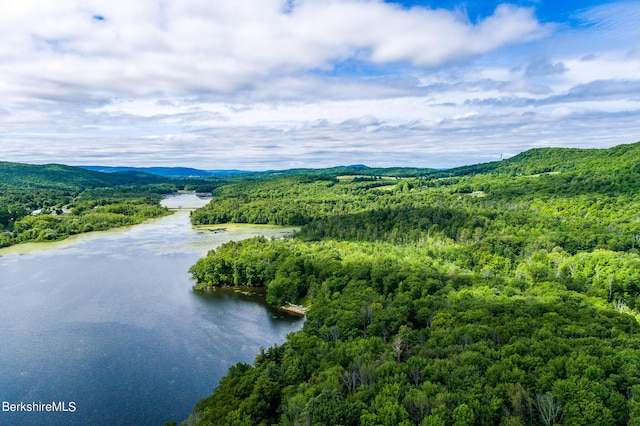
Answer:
[0,193,303,425]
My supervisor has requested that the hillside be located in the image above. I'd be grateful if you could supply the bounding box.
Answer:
[497,142,640,175]
[0,162,177,248]
[447,141,640,177]
[0,161,165,190]
[185,141,640,426]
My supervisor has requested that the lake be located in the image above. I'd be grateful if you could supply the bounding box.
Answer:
[0,193,303,425]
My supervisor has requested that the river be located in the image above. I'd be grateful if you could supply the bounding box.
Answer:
[0,193,303,425]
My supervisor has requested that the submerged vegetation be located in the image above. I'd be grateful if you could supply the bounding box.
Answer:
[187,142,640,425]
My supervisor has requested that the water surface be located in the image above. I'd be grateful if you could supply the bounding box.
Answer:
[0,193,302,425]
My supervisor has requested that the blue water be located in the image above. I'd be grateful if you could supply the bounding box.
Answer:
[0,194,303,425]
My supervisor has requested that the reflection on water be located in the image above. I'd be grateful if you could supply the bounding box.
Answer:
[0,193,303,426]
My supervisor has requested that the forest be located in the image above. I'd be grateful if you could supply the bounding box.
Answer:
[0,162,221,247]
[185,142,640,425]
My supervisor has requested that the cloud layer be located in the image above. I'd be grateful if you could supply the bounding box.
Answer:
[0,0,638,169]
[0,1,545,98]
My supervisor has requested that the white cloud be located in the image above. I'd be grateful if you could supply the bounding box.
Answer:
[0,0,545,101]
[550,106,574,118]
[564,54,640,85]
[0,1,638,169]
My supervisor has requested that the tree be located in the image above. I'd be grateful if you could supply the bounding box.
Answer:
[452,403,475,426]
[535,393,563,426]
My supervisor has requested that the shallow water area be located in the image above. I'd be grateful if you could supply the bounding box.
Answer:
[0,193,302,425]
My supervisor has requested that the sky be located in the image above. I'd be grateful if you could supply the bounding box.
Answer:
[0,0,639,170]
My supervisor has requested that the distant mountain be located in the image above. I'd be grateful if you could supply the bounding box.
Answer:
[207,170,257,177]
[81,166,211,178]
[81,166,257,178]
[268,165,439,178]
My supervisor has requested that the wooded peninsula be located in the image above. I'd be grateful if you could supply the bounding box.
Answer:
[186,142,640,426]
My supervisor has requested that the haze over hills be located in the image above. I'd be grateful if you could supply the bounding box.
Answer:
[79,164,438,179]
[81,141,640,179]
[80,166,248,178]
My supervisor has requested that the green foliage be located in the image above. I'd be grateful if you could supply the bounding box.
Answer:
[187,142,640,425]
[0,161,165,189]
[0,161,181,247]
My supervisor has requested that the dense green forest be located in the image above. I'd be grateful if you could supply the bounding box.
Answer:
[186,142,640,425]
[0,162,221,248]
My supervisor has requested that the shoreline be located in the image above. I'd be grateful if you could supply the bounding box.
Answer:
[277,304,307,317]
[194,286,307,317]
[0,194,187,256]
[0,210,177,256]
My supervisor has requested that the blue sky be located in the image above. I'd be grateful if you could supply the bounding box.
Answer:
[389,1,611,21]
[0,0,638,170]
